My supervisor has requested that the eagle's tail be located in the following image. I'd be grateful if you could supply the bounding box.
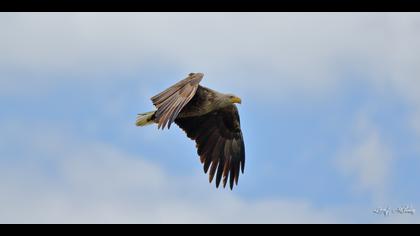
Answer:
[136,111,156,127]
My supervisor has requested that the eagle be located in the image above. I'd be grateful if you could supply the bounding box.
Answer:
[136,73,245,190]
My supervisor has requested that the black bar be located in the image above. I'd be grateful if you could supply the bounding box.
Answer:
[0,0,418,12]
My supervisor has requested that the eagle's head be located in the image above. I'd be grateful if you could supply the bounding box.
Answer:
[227,94,242,104]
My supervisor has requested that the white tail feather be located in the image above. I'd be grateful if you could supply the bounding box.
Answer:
[136,111,156,127]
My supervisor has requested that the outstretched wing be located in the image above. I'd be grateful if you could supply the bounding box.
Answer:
[175,105,245,190]
[151,73,203,129]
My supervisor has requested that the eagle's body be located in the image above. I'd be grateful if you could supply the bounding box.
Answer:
[176,86,221,118]
[136,73,245,190]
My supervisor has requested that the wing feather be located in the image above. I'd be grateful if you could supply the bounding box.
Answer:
[175,105,245,190]
[151,73,203,129]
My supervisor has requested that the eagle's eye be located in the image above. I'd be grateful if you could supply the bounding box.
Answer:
[189,73,195,76]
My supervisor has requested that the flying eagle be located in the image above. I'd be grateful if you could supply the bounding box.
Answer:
[136,73,245,190]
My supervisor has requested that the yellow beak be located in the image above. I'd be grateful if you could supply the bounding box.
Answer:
[230,96,242,104]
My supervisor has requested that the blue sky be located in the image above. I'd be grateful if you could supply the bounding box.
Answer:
[1,13,420,223]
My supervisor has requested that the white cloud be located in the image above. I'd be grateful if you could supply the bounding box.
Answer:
[0,120,341,224]
[336,112,394,203]
[2,12,420,102]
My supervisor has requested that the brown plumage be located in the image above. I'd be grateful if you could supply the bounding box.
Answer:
[136,73,245,190]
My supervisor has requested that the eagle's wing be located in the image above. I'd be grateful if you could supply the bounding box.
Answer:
[151,73,203,129]
[175,105,245,190]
